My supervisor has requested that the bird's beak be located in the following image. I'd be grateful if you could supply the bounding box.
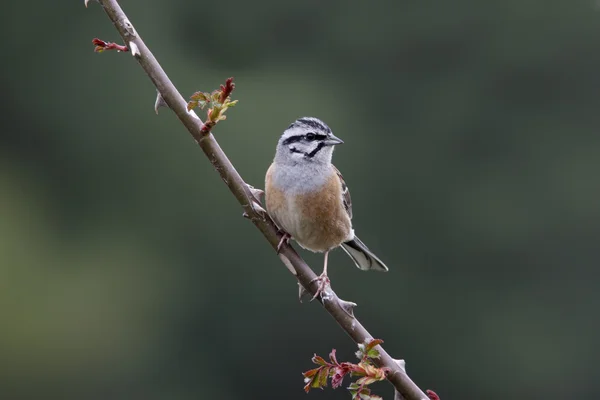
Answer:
[324,134,344,146]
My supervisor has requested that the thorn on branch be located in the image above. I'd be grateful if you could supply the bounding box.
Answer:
[393,359,406,373]
[279,253,297,275]
[154,90,168,114]
[298,282,309,301]
[251,200,266,215]
[92,38,129,53]
[338,298,357,317]
[246,184,265,203]
[84,0,98,7]
[129,42,140,57]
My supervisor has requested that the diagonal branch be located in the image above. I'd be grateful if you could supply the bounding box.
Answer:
[87,1,430,399]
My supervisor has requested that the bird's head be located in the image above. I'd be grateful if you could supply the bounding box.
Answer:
[275,117,343,166]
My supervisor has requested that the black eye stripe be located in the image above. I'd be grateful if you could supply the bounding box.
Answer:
[282,136,303,146]
[282,133,327,145]
[307,133,327,141]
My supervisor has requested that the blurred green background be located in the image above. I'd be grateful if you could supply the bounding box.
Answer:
[2,0,600,399]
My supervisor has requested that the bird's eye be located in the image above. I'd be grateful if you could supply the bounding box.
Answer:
[306,132,316,140]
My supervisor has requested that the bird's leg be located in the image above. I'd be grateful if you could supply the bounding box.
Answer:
[276,231,292,254]
[310,251,331,301]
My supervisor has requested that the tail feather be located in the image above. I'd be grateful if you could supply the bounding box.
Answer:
[341,236,388,272]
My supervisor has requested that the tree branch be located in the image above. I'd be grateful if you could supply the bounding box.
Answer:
[87,1,430,399]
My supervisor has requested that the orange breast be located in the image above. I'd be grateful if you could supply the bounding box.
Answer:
[266,166,352,253]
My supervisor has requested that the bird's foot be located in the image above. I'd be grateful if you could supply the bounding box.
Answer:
[309,272,331,301]
[276,231,291,254]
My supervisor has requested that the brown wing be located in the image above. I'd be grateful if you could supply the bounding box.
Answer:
[333,166,352,220]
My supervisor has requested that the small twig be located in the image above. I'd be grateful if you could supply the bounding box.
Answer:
[92,37,128,52]
[426,390,440,400]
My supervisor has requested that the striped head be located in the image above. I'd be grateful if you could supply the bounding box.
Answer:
[274,117,344,166]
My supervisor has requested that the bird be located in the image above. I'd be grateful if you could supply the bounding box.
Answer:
[265,117,388,297]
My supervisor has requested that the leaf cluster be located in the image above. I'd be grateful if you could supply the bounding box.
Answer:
[187,77,238,130]
[303,339,389,400]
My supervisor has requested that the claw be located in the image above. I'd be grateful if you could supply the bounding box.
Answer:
[309,272,331,302]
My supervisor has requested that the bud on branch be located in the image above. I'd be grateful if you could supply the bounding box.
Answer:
[187,77,238,134]
[92,37,129,53]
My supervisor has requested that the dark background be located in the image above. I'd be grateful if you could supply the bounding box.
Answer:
[2,1,600,399]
